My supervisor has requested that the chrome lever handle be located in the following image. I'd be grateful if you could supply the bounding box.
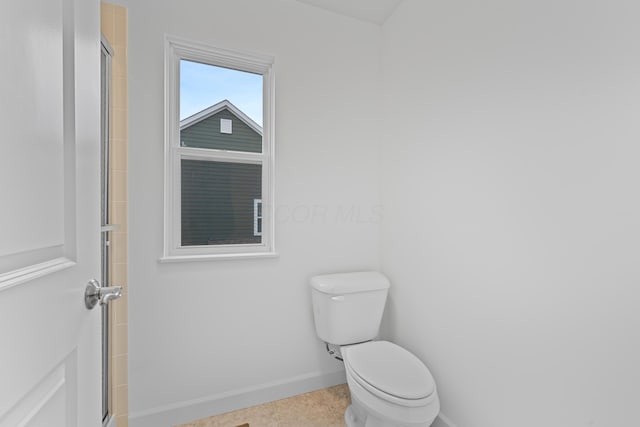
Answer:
[84,279,123,310]
[100,286,123,304]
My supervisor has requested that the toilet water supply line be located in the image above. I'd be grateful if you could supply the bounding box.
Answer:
[326,342,343,361]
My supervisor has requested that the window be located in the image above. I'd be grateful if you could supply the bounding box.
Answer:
[163,36,275,260]
[253,199,262,237]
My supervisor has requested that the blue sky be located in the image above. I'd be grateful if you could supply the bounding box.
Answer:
[180,60,263,126]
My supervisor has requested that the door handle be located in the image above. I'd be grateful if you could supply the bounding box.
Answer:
[84,279,122,310]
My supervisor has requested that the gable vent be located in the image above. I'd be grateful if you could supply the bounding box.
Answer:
[220,118,232,134]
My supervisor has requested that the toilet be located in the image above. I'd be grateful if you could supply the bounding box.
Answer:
[310,271,440,427]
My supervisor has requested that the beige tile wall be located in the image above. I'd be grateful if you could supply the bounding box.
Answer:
[101,3,129,427]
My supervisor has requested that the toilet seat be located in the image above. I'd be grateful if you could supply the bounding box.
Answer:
[342,341,436,407]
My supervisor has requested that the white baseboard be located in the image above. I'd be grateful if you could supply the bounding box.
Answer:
[129,370,347,427]
[433,411,458,427]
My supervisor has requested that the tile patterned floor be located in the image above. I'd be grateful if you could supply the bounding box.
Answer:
[176,384,351,427]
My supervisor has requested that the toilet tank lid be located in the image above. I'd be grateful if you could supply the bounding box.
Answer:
[310,271,390,295]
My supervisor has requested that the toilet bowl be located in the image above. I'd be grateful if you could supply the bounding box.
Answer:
[341,341,440,427]
[310,271,440,427]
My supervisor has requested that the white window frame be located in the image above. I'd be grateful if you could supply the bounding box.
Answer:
[162,35,276,261]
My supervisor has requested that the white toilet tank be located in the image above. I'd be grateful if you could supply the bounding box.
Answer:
[310,271,390,345]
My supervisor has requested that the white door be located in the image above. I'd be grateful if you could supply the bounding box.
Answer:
[0,0,104,426]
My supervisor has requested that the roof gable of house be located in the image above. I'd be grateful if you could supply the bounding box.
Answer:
[180,100,262,152]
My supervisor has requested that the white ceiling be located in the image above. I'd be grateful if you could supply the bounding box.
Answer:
[296,0,403,25]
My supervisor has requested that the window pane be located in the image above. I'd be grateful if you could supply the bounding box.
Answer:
[181,159,262,246]
[180,60,262,153]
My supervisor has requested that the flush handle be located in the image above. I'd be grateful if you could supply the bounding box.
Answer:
[84,279,122,310]
[331,295,345,302]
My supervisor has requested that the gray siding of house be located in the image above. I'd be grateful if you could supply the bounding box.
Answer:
[180,109,261,152]
[181,159,262,246]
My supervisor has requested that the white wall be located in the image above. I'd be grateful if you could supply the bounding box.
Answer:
[118,0,382,423]
[381,1,640,426]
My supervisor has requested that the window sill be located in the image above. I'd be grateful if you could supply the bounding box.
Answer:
[159,251,279,263]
